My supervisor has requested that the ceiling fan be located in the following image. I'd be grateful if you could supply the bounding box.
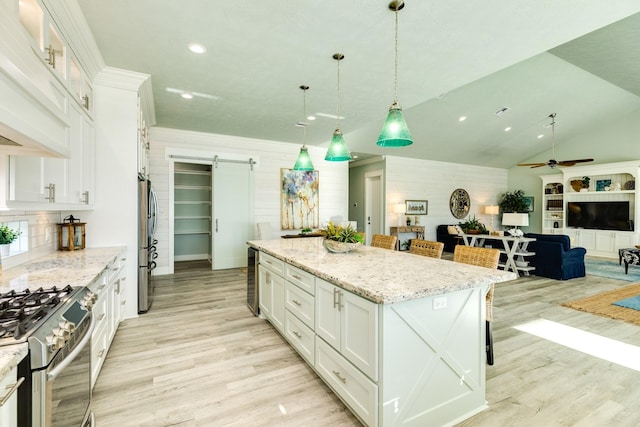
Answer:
[517,113,594,168]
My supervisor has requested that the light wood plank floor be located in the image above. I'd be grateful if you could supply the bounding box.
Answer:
[92,260,640,426]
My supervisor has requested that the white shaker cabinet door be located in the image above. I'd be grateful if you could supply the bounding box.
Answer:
[315,278,378,381]
[315,278,342,351]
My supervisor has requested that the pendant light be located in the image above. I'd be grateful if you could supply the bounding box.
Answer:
[293,85,314,171]
[377,0,413,147]
[325,53,352,161]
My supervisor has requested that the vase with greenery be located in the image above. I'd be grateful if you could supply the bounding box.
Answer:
[498,189,529,213]
[459,215,488,234]
[0,224,20,257]
[320,222,364,253]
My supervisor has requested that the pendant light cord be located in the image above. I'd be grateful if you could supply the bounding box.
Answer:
[302,86,308,148]
[336,56,341,130]
[393,6,399,104]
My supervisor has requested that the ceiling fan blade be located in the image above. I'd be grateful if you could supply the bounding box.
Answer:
[517,162,547,167]
[557,158,594,166]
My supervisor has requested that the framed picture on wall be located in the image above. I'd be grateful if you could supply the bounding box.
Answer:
[280,168,320,230]
[405,200,428,215]
[523,196,534,212]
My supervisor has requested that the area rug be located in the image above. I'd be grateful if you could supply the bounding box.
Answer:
[562,283,640,326]
[613,295,640,310]
[584,258,640,282]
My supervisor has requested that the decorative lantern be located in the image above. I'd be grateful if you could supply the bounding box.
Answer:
[57,215,86,251]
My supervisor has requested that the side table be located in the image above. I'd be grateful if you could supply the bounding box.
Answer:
[389,226,425,251]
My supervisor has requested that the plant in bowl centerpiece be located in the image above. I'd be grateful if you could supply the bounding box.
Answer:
[300,228,312,235]
[321,222,364,253]
[459,215,487,234]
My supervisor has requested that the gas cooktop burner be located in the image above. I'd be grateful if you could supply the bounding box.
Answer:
[0,285,75,340]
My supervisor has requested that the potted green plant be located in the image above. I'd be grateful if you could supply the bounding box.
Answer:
[459,215,487,234]
[320,222,364,252]
[498,189,529,213]
[0,224,20,257]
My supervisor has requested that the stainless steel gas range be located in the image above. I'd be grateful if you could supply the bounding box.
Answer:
[0,285,96,427]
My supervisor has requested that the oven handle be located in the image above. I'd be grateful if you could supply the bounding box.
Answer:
[47,314,95,381]
[0,376,24,406]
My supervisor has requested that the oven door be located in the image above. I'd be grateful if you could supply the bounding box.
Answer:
[31,315,95,427]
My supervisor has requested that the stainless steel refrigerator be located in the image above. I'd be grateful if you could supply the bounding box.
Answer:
[138,174,158,313]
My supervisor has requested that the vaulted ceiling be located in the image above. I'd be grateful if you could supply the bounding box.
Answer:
[77,1,640,168]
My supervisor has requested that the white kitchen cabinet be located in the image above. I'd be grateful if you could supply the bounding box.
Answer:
[315,278,378,381]
[89,269,109,388]
[284,310,315,365]
[0,366,20,427]
[315,337,378,427]
[88,252,127,388]
[258,255,285,333]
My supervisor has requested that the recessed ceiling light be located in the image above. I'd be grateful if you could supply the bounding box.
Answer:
[307,115,316,121]
[537,134,544,139]
[458,116,467,122]
[187,43,207,54]
[166,87,220,100]
[352,155,359,159]
[315,112,345,120]
[504,126,512,132]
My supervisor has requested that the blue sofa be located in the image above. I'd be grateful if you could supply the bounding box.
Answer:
[524,233,586,280]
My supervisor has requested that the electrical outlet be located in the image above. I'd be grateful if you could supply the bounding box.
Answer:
[433,296,447,310]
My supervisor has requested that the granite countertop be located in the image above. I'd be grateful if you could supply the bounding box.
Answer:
[0,246,125,293]
[0,246,125,383]
[248,238,517,304]
[0,344,28,381]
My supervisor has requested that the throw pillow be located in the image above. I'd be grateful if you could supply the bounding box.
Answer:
[447,225,457,235]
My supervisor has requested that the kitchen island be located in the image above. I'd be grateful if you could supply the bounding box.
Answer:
[248,237,516,427]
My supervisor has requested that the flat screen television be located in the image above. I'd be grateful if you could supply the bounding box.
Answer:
[567,201,633,231]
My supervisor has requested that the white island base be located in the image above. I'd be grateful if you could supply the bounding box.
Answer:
[378,288,487,426]
[250,238,515,427]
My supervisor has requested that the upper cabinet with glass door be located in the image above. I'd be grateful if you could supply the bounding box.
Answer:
[18,0,93,116]
[19,0,66,80]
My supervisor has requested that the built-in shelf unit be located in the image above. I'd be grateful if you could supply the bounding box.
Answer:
[174,162,212,262]
[539,161,639,258]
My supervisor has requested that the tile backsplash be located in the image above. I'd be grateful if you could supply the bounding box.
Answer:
[0,211,60,270]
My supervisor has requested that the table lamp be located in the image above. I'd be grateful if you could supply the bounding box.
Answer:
[484,205,499,230]
[393,203,405,227]
[502,213,529,237]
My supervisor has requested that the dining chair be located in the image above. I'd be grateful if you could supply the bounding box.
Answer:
[453,245,500,366]
[409,239,444,259]
[370,234,398,250]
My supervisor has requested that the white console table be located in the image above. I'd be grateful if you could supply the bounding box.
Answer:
[461,234,536,276]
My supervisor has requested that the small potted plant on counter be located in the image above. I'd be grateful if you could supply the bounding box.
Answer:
[0,224,20,257]
[321,222,364,253]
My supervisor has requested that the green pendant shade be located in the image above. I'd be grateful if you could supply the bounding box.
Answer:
[325,129,352,161]
[377,102,413,147]
[293,145,314,170]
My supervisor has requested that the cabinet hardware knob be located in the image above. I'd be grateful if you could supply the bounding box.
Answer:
[292,331,302,339]
[292,299,302,306]
[292,274,302,280]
